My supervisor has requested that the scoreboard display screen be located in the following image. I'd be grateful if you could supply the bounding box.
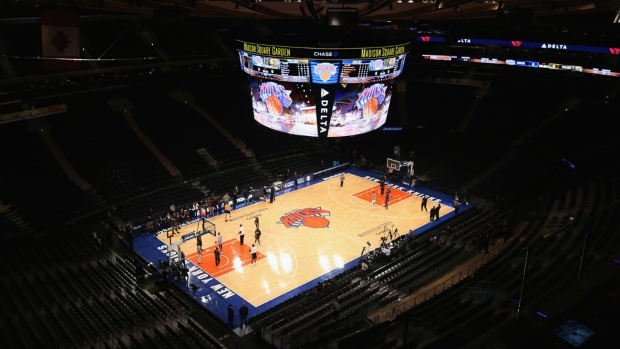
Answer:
[240,52,311,82]
[237,40,410,138]
[340,56,406,83]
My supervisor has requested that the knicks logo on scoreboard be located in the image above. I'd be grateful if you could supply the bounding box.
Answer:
[259,82,292,116]
[313,63,337,83]
[279,207,331,228]
[356,83,387,117]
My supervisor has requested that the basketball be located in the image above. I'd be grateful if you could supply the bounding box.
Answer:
[266,95,283,116]
[320,71,331,82]
[363,97,379,117]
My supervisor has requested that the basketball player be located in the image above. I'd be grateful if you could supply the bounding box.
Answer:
[224,202,232,220]
[372,191,376,207]
[340,173,345,187]
[238,224,245,245]
[250,244,257,266]
[217,232,223,251]
[196,235,203,264]
[254,229,261,246]
[254,216,259,230]
[214,247,221,267]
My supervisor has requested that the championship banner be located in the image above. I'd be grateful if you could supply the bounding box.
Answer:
[41,11,80,70]
[310,61,340,138]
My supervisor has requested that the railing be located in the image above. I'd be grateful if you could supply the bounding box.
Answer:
[263,306,369,349]
[371,238,508,324]
[378,272,463,323]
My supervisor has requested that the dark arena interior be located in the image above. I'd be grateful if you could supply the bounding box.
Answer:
[1,1,620,349]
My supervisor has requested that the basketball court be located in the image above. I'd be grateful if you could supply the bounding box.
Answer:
[134,169,455,323]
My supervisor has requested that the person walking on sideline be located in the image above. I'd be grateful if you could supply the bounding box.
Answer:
[227,304,234,329]
[239,303,249,328]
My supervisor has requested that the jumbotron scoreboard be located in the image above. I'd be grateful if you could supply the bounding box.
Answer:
[237,40,410,138]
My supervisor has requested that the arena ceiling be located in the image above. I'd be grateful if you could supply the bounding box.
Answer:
[9,0,620,23]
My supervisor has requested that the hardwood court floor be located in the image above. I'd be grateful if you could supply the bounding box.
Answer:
[159,174,451,307]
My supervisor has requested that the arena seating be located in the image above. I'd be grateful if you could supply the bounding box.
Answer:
[47,98,173,201]
[0,121,96,231]
[0,232,226,349]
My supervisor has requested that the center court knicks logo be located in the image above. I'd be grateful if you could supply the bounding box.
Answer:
[279,207,331,228]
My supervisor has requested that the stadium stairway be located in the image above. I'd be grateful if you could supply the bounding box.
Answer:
[458,145,518,195]
[34,119,94,192]
[120,110,182,178]
[186,102,255,159]
[0,200,31,234]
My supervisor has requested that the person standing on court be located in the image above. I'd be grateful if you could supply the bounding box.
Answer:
[224,201,232,220]
[197,235,202,251]
[227,304,234,329]
[196,235,203,264]
[385,187,391,209]
[380,178,386,195]
[239,303,249,328]
[254,228,261,246]
[269,185,275,203]
[250,244,257,266]
[214,247,221,267]
[435,204,442,220]
[238,224,245,245]
[430,206,436,221]
[217,232,223,251]
[254,216,259,230]
[421,197,428,212]
[340,173,345,187]
[372,191,376,207]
